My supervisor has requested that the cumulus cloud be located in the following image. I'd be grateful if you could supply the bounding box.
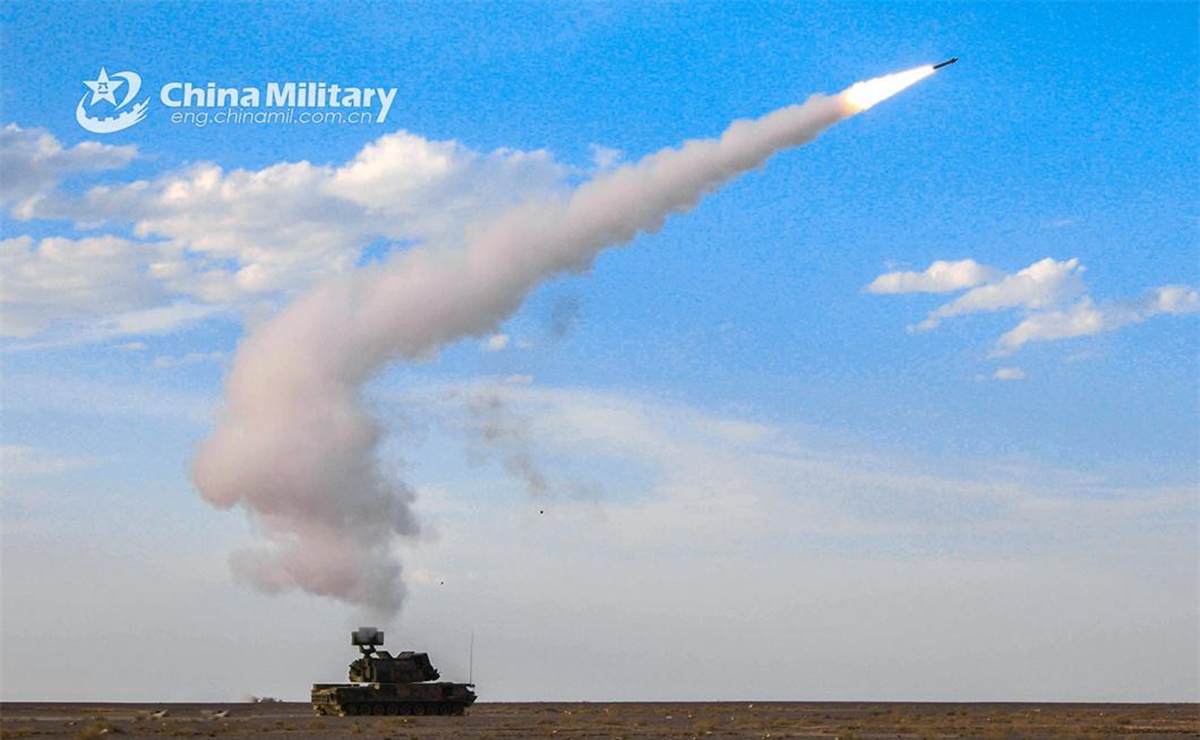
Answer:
[327,132,564,225]
[26,132,565,301]
[866,259,999,294]
[912,257,1084,331]
[0,124,137,212]
[2,128,568,340]
[1,235,168,338]
[873,256,1197,357]
[996,285,1200,354]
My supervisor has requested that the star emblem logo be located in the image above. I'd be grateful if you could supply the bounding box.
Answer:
[76,66,150,134]
[83,67,125,106]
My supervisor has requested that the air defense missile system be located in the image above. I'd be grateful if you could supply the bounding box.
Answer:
[311,627,477,716]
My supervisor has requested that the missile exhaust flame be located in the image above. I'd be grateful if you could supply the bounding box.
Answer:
[193,63,948,618]
[841,65,937,113]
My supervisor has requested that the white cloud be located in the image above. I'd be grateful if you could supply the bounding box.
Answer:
[993,367,1026,380]
[875,255,1196,358]
[867,259,999,294]
[588,143,623,171]
[974,367,1026,381]
[98,302,224,337]
[1151,284,1200,315]
[1,235,169,338]
[996,285,1200,354]
[912,257,1084,331]
[995,298,1106,353]
[32,132,565,301]
[482,333,510,351]
[2,127,568,341]
[0,124,136,212]
[327,132,564,226]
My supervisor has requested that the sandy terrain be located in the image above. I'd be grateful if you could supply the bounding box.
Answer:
[1,701,1196,739]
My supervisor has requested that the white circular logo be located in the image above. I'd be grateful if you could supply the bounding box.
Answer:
[76,67,150,134]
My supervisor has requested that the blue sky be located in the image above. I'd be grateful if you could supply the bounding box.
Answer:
[1,2,1196,701]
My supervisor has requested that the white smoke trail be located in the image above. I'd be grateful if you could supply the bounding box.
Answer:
[193,67,935,618]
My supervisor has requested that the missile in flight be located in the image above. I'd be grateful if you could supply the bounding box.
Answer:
[932,58,958,70]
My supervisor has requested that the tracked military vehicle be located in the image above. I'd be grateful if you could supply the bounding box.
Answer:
[311,627,476,716]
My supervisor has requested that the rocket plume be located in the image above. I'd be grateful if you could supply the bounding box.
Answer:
[193,66,937,617]
[843,66,936,112]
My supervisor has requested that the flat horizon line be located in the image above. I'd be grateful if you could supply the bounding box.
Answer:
[3,700,1197,706]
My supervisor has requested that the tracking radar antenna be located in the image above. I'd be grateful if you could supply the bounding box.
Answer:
[351,627,384,656]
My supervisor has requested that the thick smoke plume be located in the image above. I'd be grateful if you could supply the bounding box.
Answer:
[193,68,931,617]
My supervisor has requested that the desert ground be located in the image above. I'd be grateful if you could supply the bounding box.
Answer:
[1,701,1196,740]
